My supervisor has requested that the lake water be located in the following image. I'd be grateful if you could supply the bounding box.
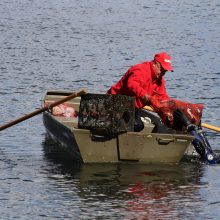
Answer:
[0,0,220,219]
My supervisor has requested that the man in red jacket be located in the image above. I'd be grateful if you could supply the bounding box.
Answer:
[107,51,173,131]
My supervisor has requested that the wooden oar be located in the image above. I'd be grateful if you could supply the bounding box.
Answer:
[0,89,86,131]
[200,123,220,133]
[143,105,220,133]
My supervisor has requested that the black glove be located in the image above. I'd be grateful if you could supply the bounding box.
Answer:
[173,109,191,130]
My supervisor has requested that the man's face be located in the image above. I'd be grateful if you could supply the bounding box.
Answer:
[154,61,167,79]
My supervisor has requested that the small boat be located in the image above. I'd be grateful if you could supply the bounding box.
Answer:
[42,90,194,164]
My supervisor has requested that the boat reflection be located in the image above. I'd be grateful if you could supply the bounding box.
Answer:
[42,137,205,219]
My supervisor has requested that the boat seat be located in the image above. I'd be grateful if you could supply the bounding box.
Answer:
[44,95,81,103]
[54,115,155,133]
[54,116,78,129]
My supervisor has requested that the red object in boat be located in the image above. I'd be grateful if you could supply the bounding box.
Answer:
[149,96,204,128]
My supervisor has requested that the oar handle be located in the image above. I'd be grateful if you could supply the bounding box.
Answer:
[143,106,153,112]
[201,123,220,132]
[0,89,86,131]
[143,105,220,133]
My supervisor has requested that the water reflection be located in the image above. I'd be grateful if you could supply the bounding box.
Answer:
[42,137,206,219]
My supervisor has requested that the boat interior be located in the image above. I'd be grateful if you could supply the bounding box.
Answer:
[43,91,168,134]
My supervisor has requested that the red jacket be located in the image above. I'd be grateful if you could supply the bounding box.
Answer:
[107,61,169,108]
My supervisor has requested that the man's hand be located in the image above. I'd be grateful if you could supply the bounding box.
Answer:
[143,94,151,105]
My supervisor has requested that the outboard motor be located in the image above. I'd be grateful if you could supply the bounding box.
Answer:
[188,124,219,164]
[174,109,219,164]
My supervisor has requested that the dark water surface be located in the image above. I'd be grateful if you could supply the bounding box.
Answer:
[0,0,220,219]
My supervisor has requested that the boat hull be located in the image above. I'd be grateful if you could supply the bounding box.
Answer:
[42,90,194,164]
[43,112,83,162]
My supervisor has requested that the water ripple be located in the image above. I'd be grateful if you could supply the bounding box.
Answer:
[0,0,220,219]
